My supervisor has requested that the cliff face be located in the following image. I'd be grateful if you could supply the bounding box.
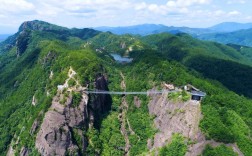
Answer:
[35,90,88,155]
[18,20,68,33]
[148,90,201,149]
[35,68,111,155]
[148,88,244,156]
[91,74,111,112]
[88,74,112,128]
[16,30,30,57]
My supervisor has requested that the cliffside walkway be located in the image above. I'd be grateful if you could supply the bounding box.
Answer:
[84,90,178,95]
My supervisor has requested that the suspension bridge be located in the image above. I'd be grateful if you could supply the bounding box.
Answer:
[83,90,179,95]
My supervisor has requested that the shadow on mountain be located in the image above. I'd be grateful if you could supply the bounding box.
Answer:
[186,55,252,98]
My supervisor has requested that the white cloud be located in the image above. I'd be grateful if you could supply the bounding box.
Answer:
[147,4,168,15]
[135,2,148,10]
[133,0,211,16]
[167,0,211,7]
[245,16,252,20]
[0,0,35,14]
[228,11,241,16]
[0,13,6,17]
[213,10,226,16]
[41,0,131,12]
[34,0,132,19]
[227,0,246,4]
[0,0,251,33]
[36,2,63,17]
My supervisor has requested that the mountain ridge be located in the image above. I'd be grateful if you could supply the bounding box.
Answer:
[209,22,252,32]
[94,22,252,36]
[94,22,252,47]
[197,28,252,47]
[95,23,214,36]
[0,20,252,156]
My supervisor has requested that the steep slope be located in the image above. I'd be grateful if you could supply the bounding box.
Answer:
[142,33,252,98]
[35,67,89,155]
[226,43,252,60]
[0,20,99,55]
[142,33,252,65]
[0,20,252,156]
[0,20,110,155]
[116,52,252,156]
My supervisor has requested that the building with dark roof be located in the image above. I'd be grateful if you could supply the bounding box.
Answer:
[191,91,206,101]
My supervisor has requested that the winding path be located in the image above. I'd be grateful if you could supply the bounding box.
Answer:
[118,72,131,156]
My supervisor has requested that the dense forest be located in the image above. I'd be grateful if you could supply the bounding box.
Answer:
[0,20,251,156]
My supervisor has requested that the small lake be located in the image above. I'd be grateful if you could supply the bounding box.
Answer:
[110,53,133,63]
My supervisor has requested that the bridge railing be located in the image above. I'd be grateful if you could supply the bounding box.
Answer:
[83,90,178,95]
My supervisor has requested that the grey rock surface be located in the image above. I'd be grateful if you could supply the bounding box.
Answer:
[35,92,88,156]
[148,90,201,148]
[19,147,30,156]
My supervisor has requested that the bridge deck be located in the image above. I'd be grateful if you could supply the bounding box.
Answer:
[84,90,178,95]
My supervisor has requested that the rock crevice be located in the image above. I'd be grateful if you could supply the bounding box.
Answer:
[35,68,111,155]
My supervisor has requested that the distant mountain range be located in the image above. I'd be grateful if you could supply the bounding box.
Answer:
[95,24,214,36]
[209,22,252,32]
[95,22,252,47]
[2,22,252,46]
[1,20,252,156]
[95,22,252,36]
[197,28,252,47]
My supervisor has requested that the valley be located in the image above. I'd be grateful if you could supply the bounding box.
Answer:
[0,20,252,156]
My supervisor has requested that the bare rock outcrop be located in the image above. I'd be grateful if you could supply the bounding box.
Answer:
[19,147,30,156]
[30,119,39,135]
[148,90,204,155]
[15,30,30,57]
[35,92,88,155]
[149,90,201,148]
[18,20,68,33]
[148,89,244,156]
[89,74,112,127]
[36,67,111,155]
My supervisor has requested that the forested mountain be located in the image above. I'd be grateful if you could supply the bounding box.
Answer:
[95,22,252,36]
[0,20,252,156]
[96,23,252,47]
[197,28,252,47]
[209,22,252,32]
[141,33,252,97]
[95,24,214,36]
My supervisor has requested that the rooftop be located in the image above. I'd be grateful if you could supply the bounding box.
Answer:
[191,91,206,97]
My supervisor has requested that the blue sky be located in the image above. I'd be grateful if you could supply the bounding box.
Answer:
[0,0,252,33]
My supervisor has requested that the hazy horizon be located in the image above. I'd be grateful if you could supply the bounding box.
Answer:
[2,20,252,35]
[0,0,252,33]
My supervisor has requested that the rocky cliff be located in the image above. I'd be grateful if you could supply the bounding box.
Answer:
[148,88,244,156]
[35,92,88,155]
[16,30,30,57]
[35,68,111,155]
[18,20,69,33]
[148,89,201,149]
